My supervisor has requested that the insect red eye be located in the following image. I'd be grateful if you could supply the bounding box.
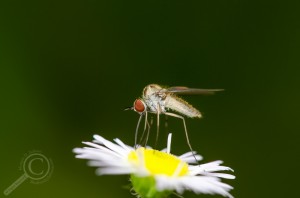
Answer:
[134,99,145,113]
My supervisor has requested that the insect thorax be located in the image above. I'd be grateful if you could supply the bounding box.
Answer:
[142,84,167,113]
[143,95,166,113]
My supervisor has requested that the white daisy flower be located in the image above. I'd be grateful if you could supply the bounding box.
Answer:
[73,134,235,198]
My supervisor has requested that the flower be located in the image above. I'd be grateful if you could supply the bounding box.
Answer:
[73,134,235,198]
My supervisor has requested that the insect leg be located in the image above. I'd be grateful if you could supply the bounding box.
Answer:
[150,115,154,125]
[165,114,169,134]
[144,111,148,132]
[144,112,151,146]
[155,104,162,149]
[138,111,150,146]
[134,113,143,148]
[138,111,147,145]
[164,112,199,164]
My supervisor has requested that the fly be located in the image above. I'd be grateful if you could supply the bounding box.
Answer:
[126,84,223,158]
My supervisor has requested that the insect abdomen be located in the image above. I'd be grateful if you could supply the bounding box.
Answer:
[165,96,202,118]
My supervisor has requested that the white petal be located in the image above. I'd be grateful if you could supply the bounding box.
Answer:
[179,151,203,162]
[87,160,127,167]
[180,154,203,163]
[188,161,234,176]
[74,147,123,162]
[201,160,224,167]
[93,135,128,156]
[81,141,103,149]
[203,165,234,172]
[96,167,132,175]
[155,175,184,193]
[204,173,236,179]
[92,134,106,144]
[113,138,133,151]
[179,151,197,158]
[173,162,186,177]
[179,176,234,198]
[167,133,172,154]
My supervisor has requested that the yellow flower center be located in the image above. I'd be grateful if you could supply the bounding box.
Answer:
[128,148,188,177]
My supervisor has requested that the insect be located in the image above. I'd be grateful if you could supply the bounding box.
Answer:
[126,84,223,153]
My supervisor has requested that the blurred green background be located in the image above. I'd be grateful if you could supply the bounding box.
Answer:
[0,0,299,198]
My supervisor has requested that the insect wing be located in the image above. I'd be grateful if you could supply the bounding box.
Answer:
[165,86,224,95]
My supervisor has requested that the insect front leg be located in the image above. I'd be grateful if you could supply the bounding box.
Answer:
[144,111,148,132]
[138,111,150,146]
[134,113,144,148]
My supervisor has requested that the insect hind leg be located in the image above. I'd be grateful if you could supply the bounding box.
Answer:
[164,112,199,164]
